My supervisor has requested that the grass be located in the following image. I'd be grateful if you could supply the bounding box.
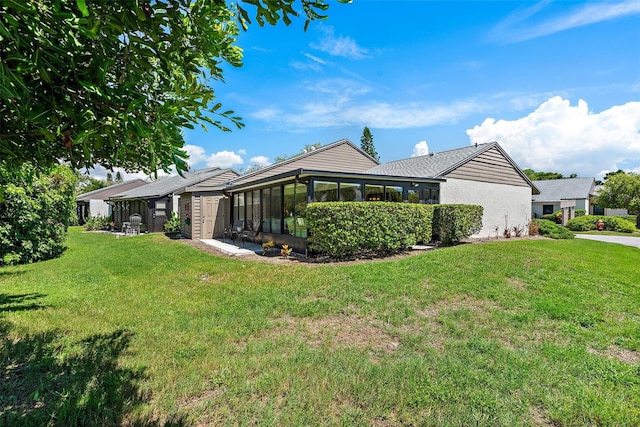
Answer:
[1,228,639,426]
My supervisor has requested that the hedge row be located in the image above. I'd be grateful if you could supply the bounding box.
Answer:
[304,202,434,258]
[565,215,636,233]
[304,202,483,258]
[432,204,484,245]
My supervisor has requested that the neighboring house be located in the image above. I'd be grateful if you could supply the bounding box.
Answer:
[532,177,596,224]
[76,179,148,225]
[110,167,238,233]
[184,139,537,251]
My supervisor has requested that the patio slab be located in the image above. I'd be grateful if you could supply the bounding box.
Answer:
[199,238,261,256]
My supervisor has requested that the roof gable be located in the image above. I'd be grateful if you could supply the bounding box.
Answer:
[366,142,538,193]
[76,179,147,202]
[111,168,232,200]
[228,139,379,187]
[531,177,596,202]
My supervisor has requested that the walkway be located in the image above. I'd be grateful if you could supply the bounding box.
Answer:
[199,238,262,256]
[575,234,640,249]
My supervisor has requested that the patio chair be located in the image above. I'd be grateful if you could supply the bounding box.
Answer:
[128,214,142,235]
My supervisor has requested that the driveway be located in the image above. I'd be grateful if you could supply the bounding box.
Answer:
[575,234,640,249]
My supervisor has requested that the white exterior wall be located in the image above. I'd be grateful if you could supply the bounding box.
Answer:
[440,178,532,238]
[88,199,110,218]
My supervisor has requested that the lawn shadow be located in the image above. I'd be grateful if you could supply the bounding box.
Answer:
[0,324,186,426]
[0,292,48,313]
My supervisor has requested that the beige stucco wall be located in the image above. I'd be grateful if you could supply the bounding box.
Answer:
[440,178,533,238]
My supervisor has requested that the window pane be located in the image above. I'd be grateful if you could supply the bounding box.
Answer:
[271,186,282,234]
[155,201,166,209]
[408,189,420,203]
[386,186,403,202]
[295,183,307,238]
[284,184,295,234]
[262,188,271,233]
[430,189,439,204]
[236,193,245,221]
[365,184,384,201]
[253,190,260,230]
[340,182,362,201]
[314,180,338,202]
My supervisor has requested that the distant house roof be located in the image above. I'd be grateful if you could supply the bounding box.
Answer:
[111,168,232,200]
[76,179,148,202]
[531,177,596,202]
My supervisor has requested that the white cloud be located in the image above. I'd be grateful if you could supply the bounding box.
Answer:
[290,60,322,72]
[183,144,208,166]
[205,150,244,168]
[466,96,640,178]
[237,149,247,155]
[311,25,370,59]
[490,0,640,43]
[412,141,429,157]
[276,98,484,129]
[303,53,328,65]
[249,156,272,167]
[251,107,282,120]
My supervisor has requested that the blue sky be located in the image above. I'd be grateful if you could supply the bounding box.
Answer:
[101,0,640,181]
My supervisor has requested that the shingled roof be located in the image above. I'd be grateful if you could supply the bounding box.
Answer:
[532,177,596,202]
[76,179,147,202]
[366,142,495,177]
[111,168,230,200]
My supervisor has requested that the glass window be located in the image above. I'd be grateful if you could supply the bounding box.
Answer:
[543,204,554,215]
[407,189,420,203]
[283,183,307,236]
[314,181,338,202]
[155,201,166,209]
[252,189,260,230]
[340,182,362,201]
[262,187,271,233]
[365,184,384,201]
[235,193,245,221]
[386,186,403,202]
[271,185,282,234]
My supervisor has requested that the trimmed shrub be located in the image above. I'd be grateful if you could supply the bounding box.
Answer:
[566,215,636,233]
[432,204,483,245]
[541,210,563,224]
[575,209,586,217]
[620,214,637,225]
[0,163,77,265]
[304,202,434,258]
[534,219,574,239]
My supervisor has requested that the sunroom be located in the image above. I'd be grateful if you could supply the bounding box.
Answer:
[224,168,444,252]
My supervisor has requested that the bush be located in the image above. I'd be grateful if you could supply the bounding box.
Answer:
[575,209,586,217]
[163,212,181,233]
[541,210,563,224]
[0,163,77,265]
[84,215,113,231]
[534,219,574,239]
[566,215,636,233]
[305,202,434,258]
[620,214,637,225]
[432,204,483,245]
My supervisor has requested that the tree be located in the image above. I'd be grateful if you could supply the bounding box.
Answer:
[274,143,322,163]
[595,171,640,227]
[523,169,564,181]
[0,163,78,265]
[360,126,379,161]
[77,175,107,193]
[1,0,344,176]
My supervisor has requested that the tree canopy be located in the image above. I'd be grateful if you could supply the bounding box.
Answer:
[360,126,379,161]
[523,169,577,181]
[595,171,640,221]
[1,0,343,176]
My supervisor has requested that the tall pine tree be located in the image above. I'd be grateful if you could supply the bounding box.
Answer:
[360,127,379,161]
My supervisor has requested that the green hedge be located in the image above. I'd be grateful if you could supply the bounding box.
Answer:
[304,202,434,258]
[534,219,575,239]
[432,204,483,245]
[566,215,636,233]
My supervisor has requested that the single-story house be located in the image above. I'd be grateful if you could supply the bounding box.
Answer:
[180,139,538,251]
[531,177,596,224]
[110,167,238,233]
[76,179,148,225]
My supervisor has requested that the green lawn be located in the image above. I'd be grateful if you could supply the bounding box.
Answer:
[1,228,639,426]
